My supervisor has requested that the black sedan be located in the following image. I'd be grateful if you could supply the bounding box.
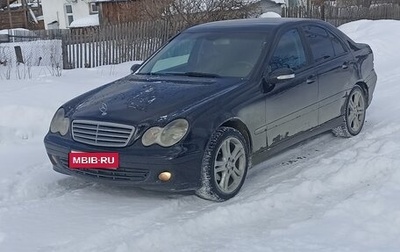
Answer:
[44,18,377,201]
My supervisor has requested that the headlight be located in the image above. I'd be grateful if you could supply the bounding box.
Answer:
[142,119,189,147]
[50,108,70,136]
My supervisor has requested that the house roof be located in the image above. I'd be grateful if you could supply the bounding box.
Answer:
[69,14,99,28]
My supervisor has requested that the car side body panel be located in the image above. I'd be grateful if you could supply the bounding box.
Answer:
[316,53,357,124]
[264,66,319,147]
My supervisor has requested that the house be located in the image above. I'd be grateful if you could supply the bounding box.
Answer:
[0,0,43,29]
[1,0,41,8]
[95,0,144,25]
[252,0,309,16]
[41,0,319,30]
[41,0,145,29]
[41,0,100,29]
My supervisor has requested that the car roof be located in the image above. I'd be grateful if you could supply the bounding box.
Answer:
[185,18,328,32]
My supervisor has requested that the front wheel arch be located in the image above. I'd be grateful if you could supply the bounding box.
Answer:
[220,119,252,154]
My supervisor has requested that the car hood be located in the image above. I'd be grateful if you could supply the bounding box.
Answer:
[67,74,242,124]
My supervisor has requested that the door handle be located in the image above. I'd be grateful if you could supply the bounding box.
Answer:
[342,62,349,69]
[306,75,316,84]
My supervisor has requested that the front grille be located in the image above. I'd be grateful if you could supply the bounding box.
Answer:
[71,168,149,181]
[59,157,149,182]
[72,120,135,147]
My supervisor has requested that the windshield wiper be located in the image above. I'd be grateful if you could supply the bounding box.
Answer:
[181,72,220,78]
[137,72,220,78]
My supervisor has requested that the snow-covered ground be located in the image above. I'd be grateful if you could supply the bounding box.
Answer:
[1,20,400,252]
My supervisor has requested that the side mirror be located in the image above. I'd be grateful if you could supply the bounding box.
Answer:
[262,68,295,93]
[130,64,141,74]
[268,68,295,84]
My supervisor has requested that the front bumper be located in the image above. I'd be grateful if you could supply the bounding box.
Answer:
[44,133,204,192]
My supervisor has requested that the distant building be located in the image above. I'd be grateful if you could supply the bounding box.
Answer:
[256,0,285,15]
[0,0,43,30]
[41,0,145,29]
[41,0,98,29]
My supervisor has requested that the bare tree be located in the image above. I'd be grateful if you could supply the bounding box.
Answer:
[138,0,260,26]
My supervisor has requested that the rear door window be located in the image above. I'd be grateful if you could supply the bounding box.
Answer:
[330,32,347,56]
[303,25,335,63]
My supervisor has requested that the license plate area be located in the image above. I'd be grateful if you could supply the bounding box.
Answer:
[68,151,119,170]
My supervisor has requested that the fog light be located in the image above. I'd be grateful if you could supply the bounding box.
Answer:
[158,172,172,182]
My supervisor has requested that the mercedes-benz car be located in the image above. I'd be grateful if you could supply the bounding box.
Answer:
[44,18,377,201]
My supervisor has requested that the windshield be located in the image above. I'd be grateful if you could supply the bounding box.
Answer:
[138,31,268,78]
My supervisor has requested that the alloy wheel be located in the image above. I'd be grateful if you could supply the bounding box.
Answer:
[213,137,246,194]
[346,88,366,134]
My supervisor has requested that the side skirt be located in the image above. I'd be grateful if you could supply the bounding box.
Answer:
[252,116,343,166]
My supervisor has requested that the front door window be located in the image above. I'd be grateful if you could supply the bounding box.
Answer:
[270,29,307,72]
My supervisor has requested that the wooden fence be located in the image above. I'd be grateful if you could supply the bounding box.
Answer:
[60,20,187,69]
[282,3,400,26]
[2,20,188,69]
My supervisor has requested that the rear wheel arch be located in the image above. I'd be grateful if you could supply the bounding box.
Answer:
[356,81,369,104]
[334,84,367,137]
[341,82,368,116]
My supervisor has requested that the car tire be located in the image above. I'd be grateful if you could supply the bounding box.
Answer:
[196,127,250,201]
[333,85,366,138]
